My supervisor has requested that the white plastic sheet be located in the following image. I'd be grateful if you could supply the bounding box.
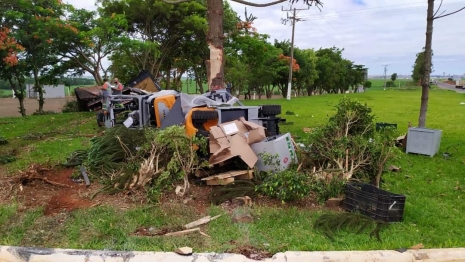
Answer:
[179,93,239,115]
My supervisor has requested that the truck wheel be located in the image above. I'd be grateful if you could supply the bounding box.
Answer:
[261,105,281,116]
[192,110,218,120]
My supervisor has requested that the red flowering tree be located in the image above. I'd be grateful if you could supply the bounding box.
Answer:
[0,27,27,116]
[3,0,78,112]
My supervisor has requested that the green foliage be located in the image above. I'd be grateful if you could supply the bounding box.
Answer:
[412,48,433,85]
[328,97,375,137]
[143,126,208,197]
[364,80,372,88]
[302,97,397,187]
[390,73,397,82]
[253,152,309,202]
[62,100,80,113]
[314,213,389,242]
[309,174,346,204]
[62,150,87,167]
[31,110,56,115]
[210,180,258,205]
[386,80,395,87]
[361,127,401,186]
[0,155,16,165]
[313,47,364,95]
[86,126,146,179]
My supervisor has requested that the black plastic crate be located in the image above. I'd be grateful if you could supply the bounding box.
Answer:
[343,182,406,222]
[376,122,397,131]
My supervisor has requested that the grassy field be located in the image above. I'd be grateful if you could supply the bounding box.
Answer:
[1,88,465,253]
[0,89,13,98]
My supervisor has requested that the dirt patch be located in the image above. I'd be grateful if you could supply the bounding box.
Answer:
[5,164,147,215]
[0,98,73,118]
[159,182,213,215]
[44,190,93,216]
[228,244,273,260]
[133,226,183,237]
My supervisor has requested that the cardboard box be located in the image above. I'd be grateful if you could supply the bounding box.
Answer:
[250,133,297,172]
[208,117,266,168]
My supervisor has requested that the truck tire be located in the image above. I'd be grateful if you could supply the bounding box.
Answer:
[261,105,281,116]
[192,110,218,120]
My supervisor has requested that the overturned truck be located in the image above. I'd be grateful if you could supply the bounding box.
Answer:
[102,88,284,137]
[101,88,296,172]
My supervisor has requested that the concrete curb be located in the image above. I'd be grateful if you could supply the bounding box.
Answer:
[1,246,465,262]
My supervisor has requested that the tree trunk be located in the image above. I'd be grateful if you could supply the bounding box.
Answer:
[8,76,26,117]
[206,0,224,91]
[32,65,44,112]
[193,66,204,94]
[418,0,434,128]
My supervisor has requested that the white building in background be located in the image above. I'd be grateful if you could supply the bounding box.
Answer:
[26,84,65,99]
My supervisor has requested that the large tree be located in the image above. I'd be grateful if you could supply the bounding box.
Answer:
[3,0,69,112]
[164,0,323,91]
[0,27,27,116]
[418,0,464,127]
[99,0,210,89]
[293,48,318,96]
[56,8,127,85]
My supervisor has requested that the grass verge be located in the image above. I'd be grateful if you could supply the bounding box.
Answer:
[1,88,465,252]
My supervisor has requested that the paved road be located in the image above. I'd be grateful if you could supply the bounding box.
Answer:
[436,82,465,93]
[0,98,71,118]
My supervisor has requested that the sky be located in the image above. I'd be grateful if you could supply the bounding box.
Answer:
[65,0,465,76]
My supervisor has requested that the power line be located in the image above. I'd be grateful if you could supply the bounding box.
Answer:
[299,1,465,20]
[281,6,308,101]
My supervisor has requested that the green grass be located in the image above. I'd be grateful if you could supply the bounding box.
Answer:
[0,112,97,174]
[1,88,465,252]
[0,89,13,98]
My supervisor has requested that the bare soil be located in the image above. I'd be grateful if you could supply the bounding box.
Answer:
[0,164,148,215]
[0,98,74,117]
[228,243,273,260]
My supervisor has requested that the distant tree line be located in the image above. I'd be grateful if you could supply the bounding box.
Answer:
[1,0,366,116]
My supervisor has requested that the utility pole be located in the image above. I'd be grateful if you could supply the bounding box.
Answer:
[282,6,308,100]
[382,64,388,90]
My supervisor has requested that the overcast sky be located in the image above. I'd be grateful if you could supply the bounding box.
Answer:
[65,0,465,76]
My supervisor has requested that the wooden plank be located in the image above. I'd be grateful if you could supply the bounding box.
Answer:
[201,170,248,181]
[205,177,234,186]
[236,170,253,180]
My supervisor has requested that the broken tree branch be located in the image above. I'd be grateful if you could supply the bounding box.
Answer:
[164,227,210,237]
[184,214,221,229]
[434,6,465,19]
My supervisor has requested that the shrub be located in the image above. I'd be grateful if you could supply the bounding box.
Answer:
[309,174,346,204]
[257,169,310,202]
[386,80,395,87]
[62,100,80,113]
[364,81,372,88]
[301,97,398,188]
